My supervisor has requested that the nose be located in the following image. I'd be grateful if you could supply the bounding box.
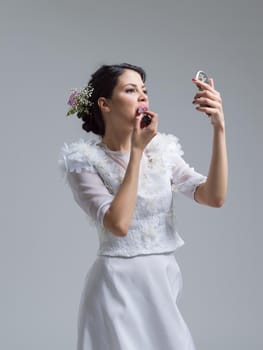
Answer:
[138,90,148,102]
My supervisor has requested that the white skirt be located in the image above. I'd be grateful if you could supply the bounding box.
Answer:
[77,251,197,350]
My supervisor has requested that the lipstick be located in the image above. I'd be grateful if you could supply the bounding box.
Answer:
[136,105,152,128]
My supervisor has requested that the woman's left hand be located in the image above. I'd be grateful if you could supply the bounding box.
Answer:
[192,78,225,130]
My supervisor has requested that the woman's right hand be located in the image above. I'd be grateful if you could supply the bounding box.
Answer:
[131,109,159,152]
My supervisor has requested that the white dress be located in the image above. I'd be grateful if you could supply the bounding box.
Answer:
[58,131,207,350]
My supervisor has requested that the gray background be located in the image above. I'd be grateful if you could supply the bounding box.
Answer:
[1,0,262,349]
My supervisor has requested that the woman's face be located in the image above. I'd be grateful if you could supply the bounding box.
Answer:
[102,69,149,128]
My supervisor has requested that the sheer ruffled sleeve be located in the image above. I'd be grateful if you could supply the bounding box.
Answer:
[58,140,114,227]
[66,170,114,227]
[164,133,208,201]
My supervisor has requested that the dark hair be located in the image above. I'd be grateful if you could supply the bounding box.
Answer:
[76,63,146,136]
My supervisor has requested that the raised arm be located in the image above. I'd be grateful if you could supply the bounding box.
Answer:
[103,147,143,236]
[192,77,228,207]
[65,147,143,237]
[104,110,159,236]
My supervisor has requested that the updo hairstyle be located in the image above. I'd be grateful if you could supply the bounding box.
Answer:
[77,63,146,136]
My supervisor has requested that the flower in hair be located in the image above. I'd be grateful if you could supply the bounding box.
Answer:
[66,83,94,117]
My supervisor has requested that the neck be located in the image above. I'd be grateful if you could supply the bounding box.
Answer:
[102,129,132,153]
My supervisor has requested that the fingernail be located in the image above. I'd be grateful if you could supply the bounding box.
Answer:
[192,78,197,82]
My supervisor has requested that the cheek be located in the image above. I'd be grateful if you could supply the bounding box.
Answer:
[120,93,136,104]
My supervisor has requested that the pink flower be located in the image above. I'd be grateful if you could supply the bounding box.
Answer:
[67,91,78,106]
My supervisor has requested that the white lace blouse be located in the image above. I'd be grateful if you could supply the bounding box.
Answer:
[58,131,207,257]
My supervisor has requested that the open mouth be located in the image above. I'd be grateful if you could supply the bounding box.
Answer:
[136,105,148,115]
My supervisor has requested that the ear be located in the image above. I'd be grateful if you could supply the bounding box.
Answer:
[97,97,111,113]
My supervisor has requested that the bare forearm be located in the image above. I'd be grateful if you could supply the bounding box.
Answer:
[205,125,228,206]
[192,76,228,207]
[104,148,143,235]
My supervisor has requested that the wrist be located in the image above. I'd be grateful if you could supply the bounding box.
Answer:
[213,124,225,133]
[131,147,143,158]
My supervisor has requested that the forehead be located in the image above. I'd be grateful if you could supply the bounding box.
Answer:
[117,69,144,87]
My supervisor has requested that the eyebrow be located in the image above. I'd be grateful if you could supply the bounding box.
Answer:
[122,83,146,88]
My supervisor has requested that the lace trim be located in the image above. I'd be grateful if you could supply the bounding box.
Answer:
[58,131,188,257]
[96,211,185,257]
[172,174,207,195]
[58,131,184,184]
[146,132,184,157]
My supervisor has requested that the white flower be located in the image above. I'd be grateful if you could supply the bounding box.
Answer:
[66,84,95,117]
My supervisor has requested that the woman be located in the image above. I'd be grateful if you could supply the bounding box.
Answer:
[58,63,227,349]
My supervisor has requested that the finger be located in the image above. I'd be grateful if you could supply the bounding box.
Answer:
[195,106,217,114]
[194,87,220,101]
[209,78,215,89]
[134,114,142,131]
[144,111,158,127]
[194,90,219,101]
[192,78,214,93]
[141,110,157,118]
[193,98,221,108]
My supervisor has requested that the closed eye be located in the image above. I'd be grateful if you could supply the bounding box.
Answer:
[126,88,148,94]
